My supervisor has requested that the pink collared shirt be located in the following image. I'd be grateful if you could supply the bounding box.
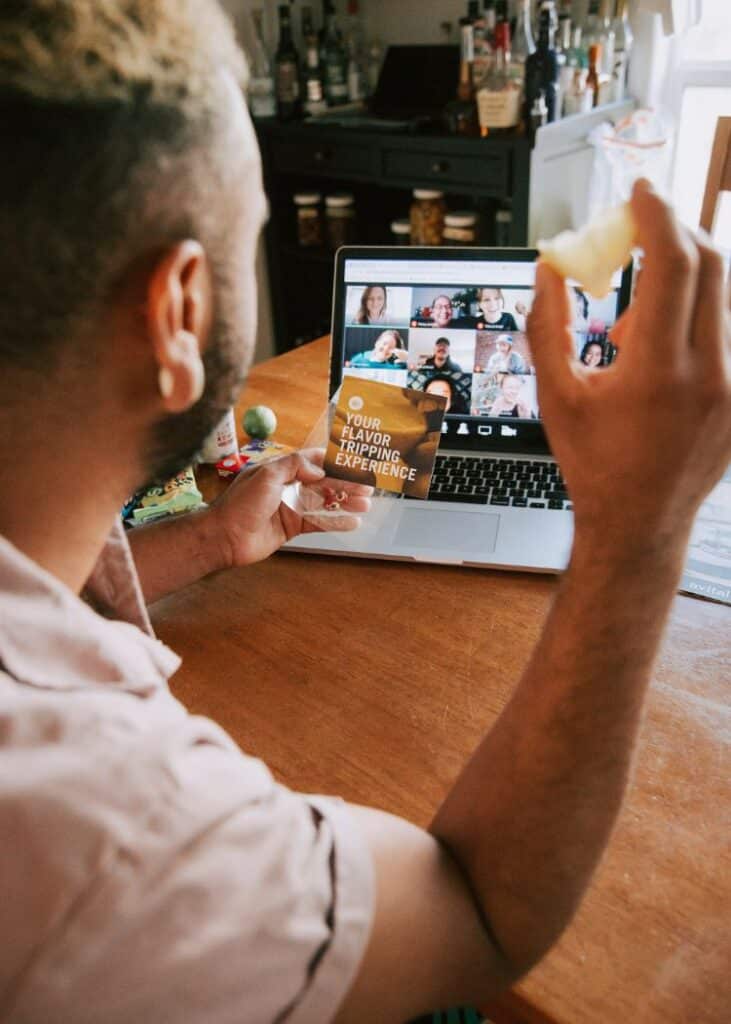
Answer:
[0,522,373,1022]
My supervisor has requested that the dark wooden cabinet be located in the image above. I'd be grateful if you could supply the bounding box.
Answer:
[255,119,531,354]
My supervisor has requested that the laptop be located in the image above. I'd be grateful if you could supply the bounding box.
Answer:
[286,246,633,573]
[308,45,460,131]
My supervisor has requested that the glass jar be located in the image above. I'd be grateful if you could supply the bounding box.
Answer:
[443,210,478,245]
[494,208,513,247]
[409,189,446,246]
[390,218,411,245]
[325,192,356,249]
[294,192,324,247]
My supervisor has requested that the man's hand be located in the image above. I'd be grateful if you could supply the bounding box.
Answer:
[528,178,731,555]
[210,448,372,569]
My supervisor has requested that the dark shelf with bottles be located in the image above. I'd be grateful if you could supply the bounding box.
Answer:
[255,118,531,354]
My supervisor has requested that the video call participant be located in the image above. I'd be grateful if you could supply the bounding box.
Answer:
[573,287,590,332]
[353,284,388,325]
[484,334,528,374]
[422,374,469,415]
[580,339,606,368]
[348,328,408,368]
[484,374,535,419]
[473,287,527,331]
[422,336,463,373]
[416,293,473,329]
[3,5,730,1022]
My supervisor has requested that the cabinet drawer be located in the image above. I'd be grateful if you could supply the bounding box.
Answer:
[383,147,509,195]
[270,137,378,178]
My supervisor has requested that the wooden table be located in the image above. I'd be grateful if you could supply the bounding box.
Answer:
[150,338,731,1024]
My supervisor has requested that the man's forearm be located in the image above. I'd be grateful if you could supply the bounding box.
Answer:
[127,508,228,605]
[430,530,690,976]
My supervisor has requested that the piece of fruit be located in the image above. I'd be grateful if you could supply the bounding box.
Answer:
[243,405,277,439]
[537,202,637,298]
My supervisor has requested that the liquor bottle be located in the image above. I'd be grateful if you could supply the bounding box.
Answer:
[611,0,633,102]
[584,0,614,78]
[586,42,601,108]
[345,0,368,101]
[484,0,497,46]
[472,0,494,88]
[320,1,348,106]
[446,17,480,135]
[555,6,571,114]
[248,9,276,120]
[275,5,301,121]
[301,5,327,115]
[476,20,522,136]
[510,0,535,94]
[598,0,615,77]
[524,1,558,125]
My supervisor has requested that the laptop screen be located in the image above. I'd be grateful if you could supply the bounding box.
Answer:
[330,247,633,455]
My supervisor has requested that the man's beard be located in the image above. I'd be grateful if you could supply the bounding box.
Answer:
[142,305,246,488]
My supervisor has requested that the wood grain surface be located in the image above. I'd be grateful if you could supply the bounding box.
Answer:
[151,338,731,1024]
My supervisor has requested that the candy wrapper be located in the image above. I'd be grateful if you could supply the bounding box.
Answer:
[216,438,295,478]
[125,466,204,526]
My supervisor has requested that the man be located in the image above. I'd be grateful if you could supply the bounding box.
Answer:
[484,334,528,374]
[422,336,463,372]
[0,5,729,1024]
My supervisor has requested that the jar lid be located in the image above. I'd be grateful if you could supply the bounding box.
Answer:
[413,189,444,200]
[390,218,411,234]
[444,211,477,227]
[293,192,322,204]
[325,192,355,207]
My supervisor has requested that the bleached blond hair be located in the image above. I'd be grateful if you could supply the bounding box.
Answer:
[0,0,246,113]
[0,1,250,373]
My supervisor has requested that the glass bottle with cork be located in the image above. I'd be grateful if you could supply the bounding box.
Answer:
[274,4,301,121]
[475,20,522,137]
[611,0,633,102]
[445,16,479,136]
[586,41,611,107]
[320,0,348,106]
[524,1,559,127]
[301,5,327,116]
[248,8,276,120]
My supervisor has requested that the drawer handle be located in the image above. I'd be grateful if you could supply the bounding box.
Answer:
[314,148,333,163]
[431,160,450,173]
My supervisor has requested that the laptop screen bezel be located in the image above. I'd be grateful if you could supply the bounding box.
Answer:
[329,245,634,457]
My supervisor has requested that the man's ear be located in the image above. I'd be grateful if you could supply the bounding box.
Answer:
[147,240,211,413]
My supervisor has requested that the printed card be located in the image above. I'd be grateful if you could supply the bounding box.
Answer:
[324,377,446,499]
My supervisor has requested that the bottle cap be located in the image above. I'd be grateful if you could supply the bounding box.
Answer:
[325,192,355,207]
[293,192,322,205]
[495,209,512,223]
[412,189,444,200]
[390,218,411,234]
[444,211,477,227]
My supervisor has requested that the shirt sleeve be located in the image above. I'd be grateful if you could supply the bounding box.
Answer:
[8,703,374,1024]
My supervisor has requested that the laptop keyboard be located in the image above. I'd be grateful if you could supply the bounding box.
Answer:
[427,455,572,510]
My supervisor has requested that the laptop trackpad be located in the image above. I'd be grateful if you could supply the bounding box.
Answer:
[394,508,499,553]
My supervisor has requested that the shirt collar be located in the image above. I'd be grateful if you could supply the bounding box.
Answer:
[0,526,180,696]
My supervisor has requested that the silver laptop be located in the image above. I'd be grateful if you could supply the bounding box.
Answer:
[286,245,633,573]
